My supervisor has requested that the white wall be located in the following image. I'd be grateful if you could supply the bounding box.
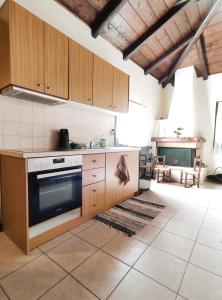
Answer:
[162,69,222,173]
[0,0,162,150]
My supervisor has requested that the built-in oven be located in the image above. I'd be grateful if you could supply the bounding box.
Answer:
[28,155,82,226]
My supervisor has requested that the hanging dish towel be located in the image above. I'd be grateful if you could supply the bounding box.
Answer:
[117,155,130,185]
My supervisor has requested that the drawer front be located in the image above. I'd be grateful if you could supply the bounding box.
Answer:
[82,182,105,216]
[82,168,105,186]
[83,154,105,170]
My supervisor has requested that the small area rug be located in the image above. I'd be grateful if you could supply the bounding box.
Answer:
[95,197,165,236]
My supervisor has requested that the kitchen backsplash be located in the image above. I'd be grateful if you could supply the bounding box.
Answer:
[0,95,115,150]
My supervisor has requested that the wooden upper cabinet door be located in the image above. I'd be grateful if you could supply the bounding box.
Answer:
[69,40,93,105]
[112,68,129,113]
[93,55,114,110]
[44,23,68,99]
[10,1,44,92]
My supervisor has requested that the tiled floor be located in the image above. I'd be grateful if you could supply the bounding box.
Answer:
[0,181,222,299]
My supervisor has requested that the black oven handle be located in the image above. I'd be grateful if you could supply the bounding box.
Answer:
[36,168,82,179]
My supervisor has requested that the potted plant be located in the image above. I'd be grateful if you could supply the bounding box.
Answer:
[173,127,184,138]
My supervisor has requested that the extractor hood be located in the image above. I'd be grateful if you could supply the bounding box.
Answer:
[1,85,68,106]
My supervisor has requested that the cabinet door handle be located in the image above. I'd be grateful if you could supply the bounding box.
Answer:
[109,104,112,108]
[92,160,96,163]
[46,86,50,90]
[93,204,96,207]
[37,83,43,87]
[113,106,116,109]
[93,189,96,192]
[124,154,128,157]
[88,98,91,102]
[92,174,97,177]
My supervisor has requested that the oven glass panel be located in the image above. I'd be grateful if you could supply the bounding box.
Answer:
[39,175,75,212]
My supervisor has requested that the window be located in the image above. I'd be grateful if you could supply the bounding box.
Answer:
[214,101,222,152]
[117,101,147,147]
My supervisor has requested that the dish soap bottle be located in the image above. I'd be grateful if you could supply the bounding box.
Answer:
[100,136,106,148]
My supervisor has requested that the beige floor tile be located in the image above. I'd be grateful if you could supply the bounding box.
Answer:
[202,217,222,233]
[190,243,222,276]
[152,231,194,261]
[77,223,118,247]
[72,250,129,300]
[134,225,161,244]
[176,296,186,300]
[0,255,66,300]
[109,269,176,300]
[172,212,204,226]
[180,264,222,300]
[70,220,96,235]
[40,275,97,300]
[102,235,147,266]
[0,233,13,251]
[0,287,8,300]
[0,245,41,279]
[149,215,170,229]
[197,228,222,251]
[47,235,97,272]
[134,246,187,292]
[164,219,200,241]
[39,232,73,253]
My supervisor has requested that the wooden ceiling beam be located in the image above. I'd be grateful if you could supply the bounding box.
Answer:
[144,31,195,75]
[196,35,208,80]
[161,0,221,88]
[91,0,128,38]
[123,0,190,61]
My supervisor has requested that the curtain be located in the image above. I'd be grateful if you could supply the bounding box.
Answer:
[214,102,222,153]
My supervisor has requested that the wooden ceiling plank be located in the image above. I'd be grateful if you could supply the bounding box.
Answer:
[56,0,97,25]
[123,0,190,60]
[102,22,129,50]
[87,0,108,11]
[119,2,147,35]
[196,34,208,80]
[129,0,157,28]
[144,31,195,74]
[161,0,221,87]
[91,0,128,38]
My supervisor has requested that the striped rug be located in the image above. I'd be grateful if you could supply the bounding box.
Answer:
[95,197,165,236]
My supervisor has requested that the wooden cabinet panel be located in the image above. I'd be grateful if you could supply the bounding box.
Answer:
[82,168,105,186]
[44,23,68,99]
[10,1,44,93]
[69,40,93,105]
[83,154,105,171]
[82,181,105,216]
[93,55,114,110]
[106,151,139,207]
[0,1,11,90]
[123,151,139,197]
[105,152,124,207]
[113,68,129,113]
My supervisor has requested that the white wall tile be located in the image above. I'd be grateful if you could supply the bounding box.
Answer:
[19,123,33,137]
[4,122,19,136]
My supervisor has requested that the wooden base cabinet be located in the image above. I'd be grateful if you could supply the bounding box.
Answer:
[82,181,105,216]
[105,151,139,207]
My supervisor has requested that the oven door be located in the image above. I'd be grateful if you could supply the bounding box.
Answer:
[28,167,82,226]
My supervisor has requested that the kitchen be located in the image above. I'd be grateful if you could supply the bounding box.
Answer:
[0,1,222,300]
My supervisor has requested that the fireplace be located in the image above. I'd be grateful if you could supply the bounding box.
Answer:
[158,147,196,167]
[151,137,205,168]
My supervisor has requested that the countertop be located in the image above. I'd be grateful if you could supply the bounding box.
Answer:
[0,147,140,159]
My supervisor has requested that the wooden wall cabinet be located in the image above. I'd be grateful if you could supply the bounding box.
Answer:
[93,55,114,110]
[113,68,129,113]
[93,55,129,113]
[69,40,93,105]
[44,23,68,99]
[0,0,68,99]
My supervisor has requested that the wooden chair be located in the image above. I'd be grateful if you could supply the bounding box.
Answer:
[180,158,202,188]
[152,155,171,183]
